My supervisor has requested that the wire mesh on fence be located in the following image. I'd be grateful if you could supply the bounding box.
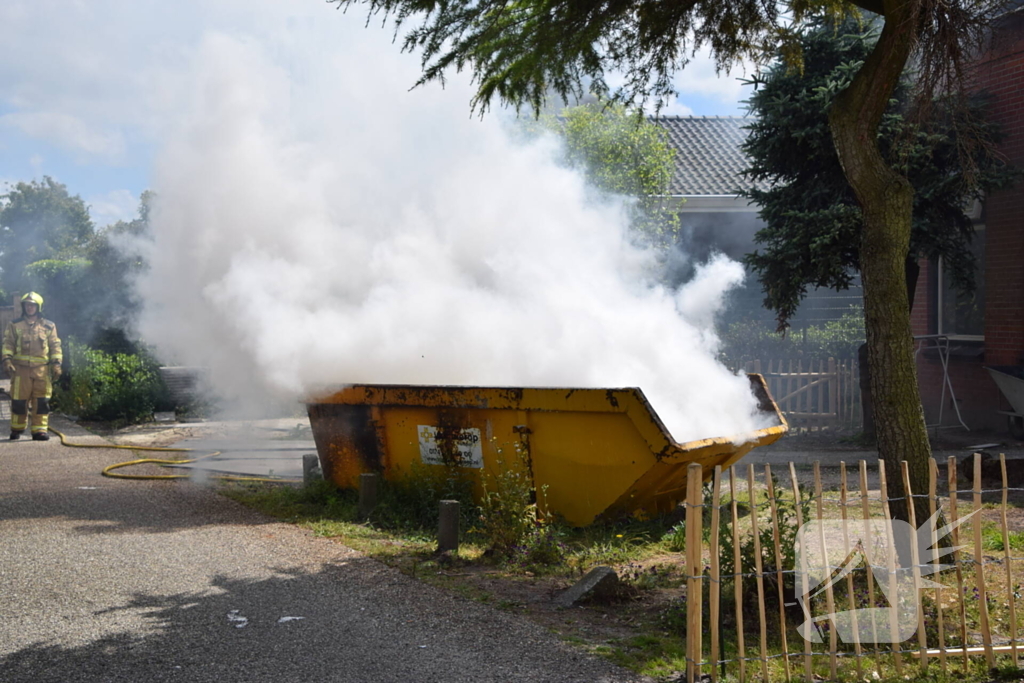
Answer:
[681,454,1024,683]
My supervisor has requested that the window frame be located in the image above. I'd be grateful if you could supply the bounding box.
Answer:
[935,222,985,342]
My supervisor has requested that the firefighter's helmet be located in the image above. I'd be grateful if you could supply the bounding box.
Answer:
[20,292,44,314]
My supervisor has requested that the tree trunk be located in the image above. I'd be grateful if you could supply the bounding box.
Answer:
[858,342,874,441]
[858,257,920,441]
[828,0,933,531]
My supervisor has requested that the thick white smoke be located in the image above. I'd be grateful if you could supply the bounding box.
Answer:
[136,22,769,443]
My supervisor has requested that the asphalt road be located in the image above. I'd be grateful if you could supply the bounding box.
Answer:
[0,417,644,683]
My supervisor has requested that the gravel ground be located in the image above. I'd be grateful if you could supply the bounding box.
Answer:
[0,416,648,683]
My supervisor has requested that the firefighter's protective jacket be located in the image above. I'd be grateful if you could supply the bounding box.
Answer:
[2,317,62,368]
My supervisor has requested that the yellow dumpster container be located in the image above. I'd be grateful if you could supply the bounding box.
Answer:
[306,375,787,526]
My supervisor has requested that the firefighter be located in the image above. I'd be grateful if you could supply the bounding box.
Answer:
[2,292,62,440]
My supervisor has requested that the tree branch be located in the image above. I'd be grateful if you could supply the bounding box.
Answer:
[829,0,918,202]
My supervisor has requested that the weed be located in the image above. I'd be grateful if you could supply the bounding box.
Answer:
[656,598,687,632]
[717,472,810,622]
[661,521,686,552]
[369,461,476,534]
[507,526,568,573]
[477,441,541,558]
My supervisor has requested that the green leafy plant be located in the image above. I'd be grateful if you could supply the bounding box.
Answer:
[716,474,811,620]
[661,521,686,552]
[477,441,541,558]
[507,526,568,572]
[620,562,676,591]
[52,337,171,425]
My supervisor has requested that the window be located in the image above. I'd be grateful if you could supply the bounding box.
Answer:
[936,225,985,340]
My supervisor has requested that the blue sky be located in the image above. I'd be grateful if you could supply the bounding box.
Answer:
[0,0,753,228]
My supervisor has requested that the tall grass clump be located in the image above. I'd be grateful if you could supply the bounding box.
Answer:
[368,462,477,536]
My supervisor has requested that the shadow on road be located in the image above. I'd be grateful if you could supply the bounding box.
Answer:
[0,557,626,683]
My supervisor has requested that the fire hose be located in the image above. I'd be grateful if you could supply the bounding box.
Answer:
[48,427,302,483]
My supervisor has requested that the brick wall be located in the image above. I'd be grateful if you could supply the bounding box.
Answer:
[977,15,1024,367]
[910,259,931,336]
[914,13,1024,434]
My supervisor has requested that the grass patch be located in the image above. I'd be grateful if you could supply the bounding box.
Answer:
[981,520,1024,552]
[223,476,689,574]
[221,476,1024,683]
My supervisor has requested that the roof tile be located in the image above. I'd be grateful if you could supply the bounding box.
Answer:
[650,115,756,196]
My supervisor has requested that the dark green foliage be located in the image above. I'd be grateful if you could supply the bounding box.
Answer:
[0,177,94,296]
[89,327,144,356]
[52,338,173,425]
[742,17,1019,329]
[1,180,151,345]
[22,191,150,343]
[327,0,815,114]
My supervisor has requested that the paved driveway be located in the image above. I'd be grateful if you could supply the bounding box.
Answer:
[0,417,644,683]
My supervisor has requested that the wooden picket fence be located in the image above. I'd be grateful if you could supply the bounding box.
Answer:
[681,454,1024,682]
[745,358,861,432]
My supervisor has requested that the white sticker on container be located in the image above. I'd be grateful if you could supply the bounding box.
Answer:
[417,425,483,468]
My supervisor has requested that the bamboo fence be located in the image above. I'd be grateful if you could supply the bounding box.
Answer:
[681,453,1024,682]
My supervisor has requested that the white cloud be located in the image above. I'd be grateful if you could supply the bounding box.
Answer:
[673,46,757,103]
[0,0,287,162]
[87,188,138,227]
[0,112,126,161]
[657,98,695,117]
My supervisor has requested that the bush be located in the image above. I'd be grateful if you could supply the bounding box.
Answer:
[477,442,543,558]
[52,338,172,425]
[718,305,865,367]
[716,474,811,624]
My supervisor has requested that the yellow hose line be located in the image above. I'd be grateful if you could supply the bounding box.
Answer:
[50,428,191,452]
[49,428,301,483]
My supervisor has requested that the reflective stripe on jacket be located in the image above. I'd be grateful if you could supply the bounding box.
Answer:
[2,317,62,366]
